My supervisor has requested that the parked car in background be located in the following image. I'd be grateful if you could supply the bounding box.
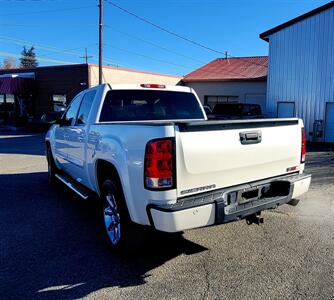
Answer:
[45,84,311,252]
[211,103,263,120]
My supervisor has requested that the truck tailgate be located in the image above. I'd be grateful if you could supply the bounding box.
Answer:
[175,119,302,197]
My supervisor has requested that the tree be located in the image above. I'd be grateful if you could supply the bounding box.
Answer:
[20,46,38,69]
[1,56,17,69]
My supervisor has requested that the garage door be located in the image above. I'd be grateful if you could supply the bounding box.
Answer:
[325,102,334,142]
[277,102,295,118]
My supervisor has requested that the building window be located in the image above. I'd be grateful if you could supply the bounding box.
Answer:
[0,95,5,121]
[5,94,15,113]
[205,96,239,109]
[0,94,15,124]
[51,94,67,112]
[6,94,15,104]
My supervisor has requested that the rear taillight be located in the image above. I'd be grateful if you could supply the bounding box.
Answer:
[144,138,175,190]
[301,127,306,163]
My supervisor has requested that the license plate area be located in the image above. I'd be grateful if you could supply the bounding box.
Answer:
[239,188,260,204]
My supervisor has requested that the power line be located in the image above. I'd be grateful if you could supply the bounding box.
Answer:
[0,23,96,28]
[103,43,256,79]
[37,45,95,59]
[104,1,268,70]
[0,5,96,17]
[0,36,96,58]
[1,24,267,69]
[2,21,207,65]
[0,37,262,79]
[104,0,227,55]
[0,35,150,70]
[104,25,206,64]
[0,51,76,65]
[1,31,267,69]
[0,36,264,79]
[0,34,124,67]
[1,3,267,72]
[103,43,192,70]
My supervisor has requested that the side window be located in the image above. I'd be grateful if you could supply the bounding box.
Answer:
[76,90,97,125]
[63,95,82,125]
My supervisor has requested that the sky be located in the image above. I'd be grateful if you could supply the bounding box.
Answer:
[0,0,330,76]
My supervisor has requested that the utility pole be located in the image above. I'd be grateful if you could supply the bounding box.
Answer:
[80,48,93,64]
[98,0,103,84]
[225,51,228,59]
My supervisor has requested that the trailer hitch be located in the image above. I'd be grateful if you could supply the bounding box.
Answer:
[246,212,264,225]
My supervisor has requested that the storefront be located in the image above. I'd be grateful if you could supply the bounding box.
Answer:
[0,73,35,126]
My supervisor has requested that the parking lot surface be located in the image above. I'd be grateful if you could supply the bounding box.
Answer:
[0,133,334,300]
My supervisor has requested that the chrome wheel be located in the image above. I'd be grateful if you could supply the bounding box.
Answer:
[103,193,121,245]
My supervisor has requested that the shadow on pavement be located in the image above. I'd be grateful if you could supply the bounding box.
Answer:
[307,142,334,152]
[0,172,207,299]
[305,151,334,185]
[0,133,45,156]
[305,142,334,185]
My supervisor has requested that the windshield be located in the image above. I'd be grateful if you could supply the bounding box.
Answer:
[99,90,205,122]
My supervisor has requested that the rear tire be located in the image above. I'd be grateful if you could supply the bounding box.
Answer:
[101,178,153,253]
[101,179,132,252]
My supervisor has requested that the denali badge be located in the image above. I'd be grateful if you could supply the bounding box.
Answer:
[181,184,216,195]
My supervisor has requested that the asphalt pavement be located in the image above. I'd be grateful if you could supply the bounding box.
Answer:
[0,133,333,300]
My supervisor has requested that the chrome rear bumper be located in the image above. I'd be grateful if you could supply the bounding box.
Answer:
[147,173,311,232]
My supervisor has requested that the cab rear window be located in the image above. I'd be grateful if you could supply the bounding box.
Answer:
[99,90,205,122]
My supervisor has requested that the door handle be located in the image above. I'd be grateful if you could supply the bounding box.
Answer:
[239,131,262,145]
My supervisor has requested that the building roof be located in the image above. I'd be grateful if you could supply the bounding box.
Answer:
[260,1,334,41]
[182,56,268,82]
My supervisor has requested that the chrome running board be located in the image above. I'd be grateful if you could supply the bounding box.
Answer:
[55,173,91,200]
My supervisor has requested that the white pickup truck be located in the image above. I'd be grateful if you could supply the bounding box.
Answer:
[45,83,311,251]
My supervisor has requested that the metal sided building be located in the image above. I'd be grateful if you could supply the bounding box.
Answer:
[260,1,334,142]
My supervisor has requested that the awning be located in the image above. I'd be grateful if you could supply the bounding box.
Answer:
[0,73,35,94]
